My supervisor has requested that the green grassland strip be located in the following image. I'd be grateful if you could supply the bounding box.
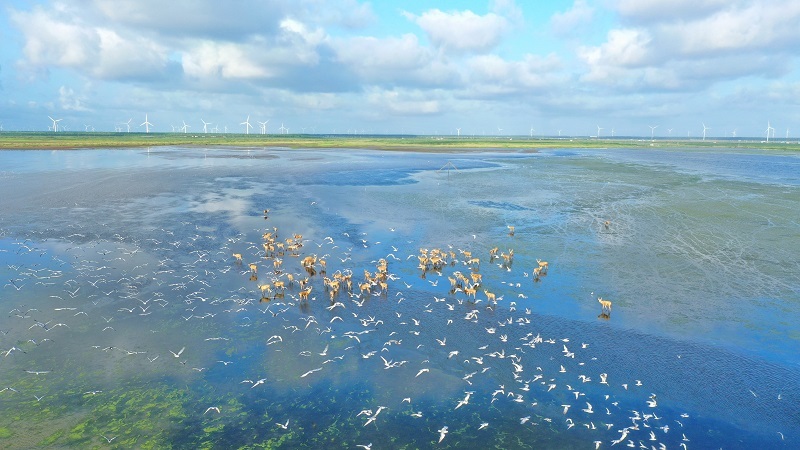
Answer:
[1,132,799,151]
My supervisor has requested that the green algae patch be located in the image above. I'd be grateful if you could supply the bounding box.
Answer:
[40,385,191,448]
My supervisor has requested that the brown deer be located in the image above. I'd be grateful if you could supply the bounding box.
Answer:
[597,297,612,314]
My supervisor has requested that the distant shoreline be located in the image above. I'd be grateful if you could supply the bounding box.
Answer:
[1,132,798,152]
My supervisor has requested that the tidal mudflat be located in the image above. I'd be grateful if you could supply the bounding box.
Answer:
[0,146,797,448]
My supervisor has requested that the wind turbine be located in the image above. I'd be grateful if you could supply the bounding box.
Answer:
[596,125,603,138]
[456,127,461,137]
[667,128,673,136]
[611,128,615,137]
[530,127,535,137]
[241,115,253,134]
[765,121,774,142]
[701,123,710,141]
[258,120,269,135]
[649,125,658,140]
[48,116,62,132]
[126,118,132,132]
[279,123,288,134]
[181,121,190,134]
[141,114,153,133]
[731,129,737,138]
[201,119,211,133]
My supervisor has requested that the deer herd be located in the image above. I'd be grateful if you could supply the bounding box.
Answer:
[232,217,613,318]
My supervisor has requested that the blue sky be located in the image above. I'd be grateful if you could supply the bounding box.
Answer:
[1,0,799,137]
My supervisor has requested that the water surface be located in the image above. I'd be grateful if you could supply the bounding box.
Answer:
[0,146,797,448]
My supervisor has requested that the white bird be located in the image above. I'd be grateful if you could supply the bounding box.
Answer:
[437,426,448,443]
[276,419,289,429]
[415,368,429,378]
[204,406,221,414]
[301,367,322,378]
[170,346,185,358]
[478,422,489,430]
[356,444,372,450]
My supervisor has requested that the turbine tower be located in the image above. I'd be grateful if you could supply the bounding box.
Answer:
[702,123,710,141]
[181,121,190,134]
[596,125,603,138]
[765,121,774,142]
[456,127,461,137]
[201,119,211,133]
[649,125,658,141]
[279,123,288,134]
[141,114,153,133]
[241,115,253,134]
[126,118,132,132]
[47,116,62,132]
[258,120,268,135]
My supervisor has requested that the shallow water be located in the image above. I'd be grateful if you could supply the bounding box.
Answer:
[0,146,798,448]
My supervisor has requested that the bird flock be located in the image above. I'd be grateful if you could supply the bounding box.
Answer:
[0,206,700,449]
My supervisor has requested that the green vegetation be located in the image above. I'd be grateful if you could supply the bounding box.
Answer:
[1,131,798,151]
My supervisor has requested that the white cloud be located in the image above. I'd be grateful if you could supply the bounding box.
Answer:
[59,85,88,111]
[366,88,441,116]
[406,8,510,53]
[550,0,595,36]
[613,0,731,23]
[579,0,800,91]
[660,2,800,56]
[11,5,171,81]
[466,53,563,96]
[182,41,271,80]
[579,28,652,69]
[331,33,459,87]
[12,6,99,69]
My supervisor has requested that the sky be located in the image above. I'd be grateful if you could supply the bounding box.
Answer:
[1,0,799,138]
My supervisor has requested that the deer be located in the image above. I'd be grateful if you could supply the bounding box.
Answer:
[597,297,612,314]
[464,286,477,300]
[508,225,515,236]
[232,253,243,263]
[536,259,548,273]
[299,287,312,301]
